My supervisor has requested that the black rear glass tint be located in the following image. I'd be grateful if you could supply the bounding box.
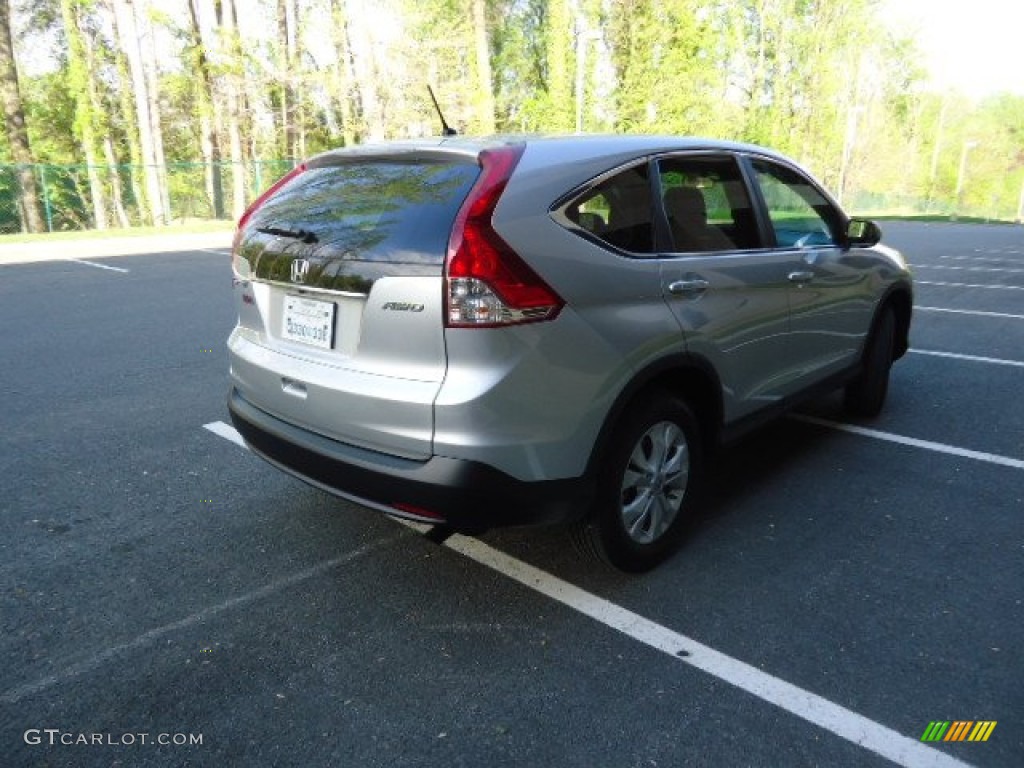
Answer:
[247,160,479,264]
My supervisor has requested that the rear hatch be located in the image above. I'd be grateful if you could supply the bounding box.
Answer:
[230,150,480,459]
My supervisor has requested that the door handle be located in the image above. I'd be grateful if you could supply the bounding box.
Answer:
[668,278,710,297]
[788,270,814,285]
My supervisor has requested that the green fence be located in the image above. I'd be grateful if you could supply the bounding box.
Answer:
[0,161,297,234]
[1,160,1020,234]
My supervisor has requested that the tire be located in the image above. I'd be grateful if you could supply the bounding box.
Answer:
[844,305,895,418]
[577,394,703,573]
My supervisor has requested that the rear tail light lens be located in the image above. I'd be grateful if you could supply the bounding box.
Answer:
[445,146,563,327]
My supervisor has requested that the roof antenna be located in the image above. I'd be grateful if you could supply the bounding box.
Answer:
[427,85,457,137]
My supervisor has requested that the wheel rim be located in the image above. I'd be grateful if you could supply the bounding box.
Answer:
[619,421,690,545]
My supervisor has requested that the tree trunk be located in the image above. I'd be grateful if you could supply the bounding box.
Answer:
[139,5,170,221]
[107,0,143,225]
[545,0,572,131]
[113,0,166,226]
[472,0,495,134]
[276,0,299,159]
[186,0,224,218]
[217,0,247,218]
[103,136,130,227]
[329,0,356,146]
[81,17,114,230]
[60,0,108,229]
[347,8,385,140]
[0,0,45,232]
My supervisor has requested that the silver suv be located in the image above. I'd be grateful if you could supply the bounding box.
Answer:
[227,136,912,571]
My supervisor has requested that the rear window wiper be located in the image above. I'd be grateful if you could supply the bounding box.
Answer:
[256,225,318,244]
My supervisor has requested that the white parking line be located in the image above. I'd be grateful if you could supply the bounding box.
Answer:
[439,532,975,768]
[203,420,976,767]
[203,420,247,448]
[916,306,1024,320]
[910,349,1024,368]
[917,280,1024,291]
[793,415,1024,471]
[197,248,230,255]
[65,258,129,273]
[914,264,1024,274]
[917,280,1024,292]
[941,253,1022,262]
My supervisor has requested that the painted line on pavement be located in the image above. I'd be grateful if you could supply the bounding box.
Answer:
[793,414,1024,470]
[916,306,1024,320]
[66,258,129,273]
[940,253,1021,262]
[917,280,1024,291]
[203,420,247,449]
[914,264,1024,274]
[0,534,402,706]
[203,420,976,768]
[436,530,976,768]
[910,349,1024,368]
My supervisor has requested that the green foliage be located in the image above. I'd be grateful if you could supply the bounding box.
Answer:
[0,0,1022,229]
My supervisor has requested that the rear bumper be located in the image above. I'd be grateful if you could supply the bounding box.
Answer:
[228,387,591,532]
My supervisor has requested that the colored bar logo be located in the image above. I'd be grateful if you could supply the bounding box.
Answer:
[921,721,997,742]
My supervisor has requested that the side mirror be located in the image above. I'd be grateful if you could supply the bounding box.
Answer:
[846,218,881,247]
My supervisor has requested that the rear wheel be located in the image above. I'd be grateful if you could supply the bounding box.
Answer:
[844,305,895,418]
[578,394,703,572]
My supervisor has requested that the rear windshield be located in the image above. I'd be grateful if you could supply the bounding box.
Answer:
[246,160,479,264]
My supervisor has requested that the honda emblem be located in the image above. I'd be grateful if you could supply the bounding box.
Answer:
[290,259,310,284]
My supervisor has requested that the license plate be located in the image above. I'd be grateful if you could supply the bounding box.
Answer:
[282,295,335,349]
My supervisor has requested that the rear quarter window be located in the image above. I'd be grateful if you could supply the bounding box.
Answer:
[246,160,479,264]
[561,163,655,254]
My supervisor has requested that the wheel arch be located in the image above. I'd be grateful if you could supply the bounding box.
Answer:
[876,281,913,360]
[586,354,724,480]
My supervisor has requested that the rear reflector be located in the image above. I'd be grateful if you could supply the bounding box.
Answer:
[391,503,446,522]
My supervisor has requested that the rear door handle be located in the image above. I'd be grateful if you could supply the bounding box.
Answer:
[668,278,710,297]
[788,270,814,285]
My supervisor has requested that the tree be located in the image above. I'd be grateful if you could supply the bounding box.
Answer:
[214,0,247,219]
[0,0,45,231]
[59,0,110,229]
[112,0,167,225]
[471,0,495,133]
[186,0,224,218]
[3,0,1022,228]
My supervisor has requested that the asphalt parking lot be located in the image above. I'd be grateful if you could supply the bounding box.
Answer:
[1,221,1021,767]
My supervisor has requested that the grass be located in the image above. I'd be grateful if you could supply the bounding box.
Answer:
[0,219,235,243]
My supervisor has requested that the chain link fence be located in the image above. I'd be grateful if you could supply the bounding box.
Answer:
[0,161,296,234]
[0,160,1020,234]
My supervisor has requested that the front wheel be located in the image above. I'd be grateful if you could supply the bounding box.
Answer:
[578,394,703,572]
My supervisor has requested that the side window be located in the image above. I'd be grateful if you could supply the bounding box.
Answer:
[752,160,840,248]
[657,155,760,252]
[564,163,654,254]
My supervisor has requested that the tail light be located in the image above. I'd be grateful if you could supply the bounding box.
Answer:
[445,146,564,327]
